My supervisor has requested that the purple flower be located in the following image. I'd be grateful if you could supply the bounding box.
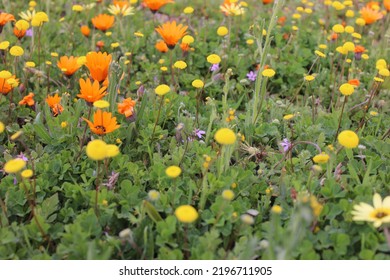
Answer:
[16,153,28,161]
[26,28,33,37]
[246,71,257,82]
[194,129,206,139]
[210,64,219,72]
[280,138,292,152]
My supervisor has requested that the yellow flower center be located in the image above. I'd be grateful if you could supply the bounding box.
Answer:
[370,208,390,219]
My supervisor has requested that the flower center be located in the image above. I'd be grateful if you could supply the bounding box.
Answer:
[370,208,390,220]
[95,125,106,133]
[375,212,387,219]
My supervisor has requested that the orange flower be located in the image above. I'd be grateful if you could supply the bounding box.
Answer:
[155,40,168,53]
[113,0,130,8]
[57,56,81,77]
[278,16,286,26]
[118,97,136,117]
[80,25,91,37]
[366,1,380,10]
[13,27,26,39]
[0,75,18,95]
[155,21,188,49]
[359,7,383,24]
[143,0,174,12]
[348,79,360,87]
[83,109,120,135]
[92,14,115,31]
[262,0,273,4]
[85,51,112,82]
[385,0,390,11]
[46,93,64,116]
[96,40,105,50]
[354,45,365,53]
[78,78,107,104]
[0,12,15,29]
[180,42,190,52]
[19,92,35,106]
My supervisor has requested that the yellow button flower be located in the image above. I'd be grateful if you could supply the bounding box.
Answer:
[165,165,182,178]
[214,128,236,145]
[338,130,359,148]
[222,189,235,201]
[339,83,354,96]
[207,54,221,64]
[312,152,330,164]
[174,60,187,69]
[192,79,204,88]
[21,169,34,178]
[175,205,199,223]
[217,26,228,36]
[262,69,276,77]
[86,139,107,160]
[155,84,170,96]
[9,46,24,57]
[4,158,26,174]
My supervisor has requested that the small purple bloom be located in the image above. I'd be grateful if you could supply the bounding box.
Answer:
[26,28,33,37]
[210,64,219,72]
[280,138,292,152]
[16,153,28,161]
[194,129,206,139]
[246,71,257,82]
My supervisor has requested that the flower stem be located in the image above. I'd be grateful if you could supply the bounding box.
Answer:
[151,95,165,139]
[335,95,348,142]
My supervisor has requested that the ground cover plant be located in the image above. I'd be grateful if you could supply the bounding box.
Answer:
[0,0,389,260]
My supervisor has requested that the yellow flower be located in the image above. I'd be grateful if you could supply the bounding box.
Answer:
[355,18,366,26]
[343,41,355,52]
[376,59,387,70]
[214,128,236,145]
[182,35,194,44]
[93,100,110,108]
[313,152,330,164]
[192,79,204,88]
[315,50,326,58]
[175,205,199,223]
[148,190,160,201]
[61,121,68,128]
[86,139,107,160]
[160,66,168,72]
[31,11,49,26]
[271,205,282,214]
[344,25,354,33]
[0,41,10,50]
[304,75,315,82]
[374,77,384,82]
[262,69,276,77]
[10,131,23,140]
[369,111,378,117]
[352,193,390,228]
[246,39,254,45]
[222,189,235,201]
[332,24,344,33]
[174,60,187,69]
[345,9,354,17]
[165,165,182,178]
[0,70,12,79]
[183,6,194,14]
[72,4,84,12]
[25,61,36,68]
[240,214,254,225]
[207,54,221,64]
[21,169,33,178]
[283,114,294,120]
[15,19,30,30]
[4,158,26,173]
[379,68,390,77]
[217,26,228,36]
[0,121,4,133]
[339,83,354,96]
[106,144,120,158]
[155,84,170,96]
[9,46,24,57]
[338,130,359,148]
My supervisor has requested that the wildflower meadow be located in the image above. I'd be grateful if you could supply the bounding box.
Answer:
[0,0,390,260]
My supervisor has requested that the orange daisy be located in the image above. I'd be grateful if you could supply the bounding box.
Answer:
[118,97,136,117]
[78,78,107,104]
[83,109,120,135]
[57,56,81,77]
[262,0,273,4]
[0,12,15,32]
[155,40,169,53]
[92,14,115,32]
[46,93,64,116]
[0,77,13,95]
[80,25,91,37]
[385,0,390,11]
[113,0,130,8]
[360,7,383,24]
[143,0,174,13]
[85,51,112,82]
[155,21,188,49]
[13,27,26,39]
[19,92,35,106]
